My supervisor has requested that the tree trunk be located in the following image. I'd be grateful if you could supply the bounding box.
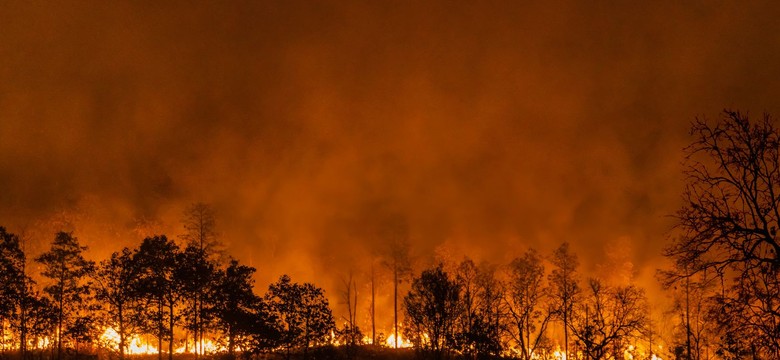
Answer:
[394,266,398,349]
[686,274,692,360]
[57,287,63,360]
[304,319,310,360]
[158,300,163,360]
[20,298,27,360]
[118,304,125,360]
[371,264,376,345]
[168,302,175,360]
[563,266,569,360]
[227,324,234,359]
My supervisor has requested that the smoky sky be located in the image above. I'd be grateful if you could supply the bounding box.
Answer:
[3,1,780,322]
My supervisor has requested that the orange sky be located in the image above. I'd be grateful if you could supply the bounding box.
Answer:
[3,1,780,333]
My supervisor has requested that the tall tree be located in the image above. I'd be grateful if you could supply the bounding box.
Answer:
[474,263,505,358]
[134,235,180,360]
[548,242,579,359]
[403,264,461,360]
[370,261,377,345]
[339,272,361,350]
[177,243,219,356]
[379,217,412,349]
[93,247,142,360]
[180,202,221,358]
[0,227,27,357]
[454,259,479,356]
[35,232,95,360]
[211,259,260,359]
[454,259,504,359]
[264,275,335,360]
[665,110,780,356]
[506,249,553,360]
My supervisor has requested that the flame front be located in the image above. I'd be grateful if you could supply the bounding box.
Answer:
[174,338,225,354]
[100,328,158,355]
[385,334,413,348]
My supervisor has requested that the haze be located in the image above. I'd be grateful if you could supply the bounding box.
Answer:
[2,1,780,328]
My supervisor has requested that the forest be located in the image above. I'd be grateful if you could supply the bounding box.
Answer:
[2,111,780,360]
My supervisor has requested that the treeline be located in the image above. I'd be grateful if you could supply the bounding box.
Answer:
[401,244,650,360]
[1,223,654,360]
[0,204,337,360]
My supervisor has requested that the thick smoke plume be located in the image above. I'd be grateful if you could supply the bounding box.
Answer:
[3,1,780,327]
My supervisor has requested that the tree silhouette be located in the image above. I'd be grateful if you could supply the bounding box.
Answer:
[264,275,335,360]
[452,259,503,359]
[180,202,221,358]
[35,231,95,360]
[454,259,479,356]
[665,110,780,356]
[548,242,579,359]
[570,279,648,360]
[403,264,461,360]
[93,247,143,360]
[0,227,27,356]
[134,235,180,360]
[22,291,58,356]
[379,217,412,349]
[505,249,553,360]
[338,271,362,358]
[178,243,220,356]
[211,259,260,359]
[243,299,282,356]
[473,263,504,358]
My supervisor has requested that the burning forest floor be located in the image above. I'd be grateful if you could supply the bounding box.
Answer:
[0,347,421,360]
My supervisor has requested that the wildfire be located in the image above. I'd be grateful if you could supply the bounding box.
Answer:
[100,328,228,355]
[552,346,566,360]
[35,337,51,349]
[100,328,158,355]
[174,338,225,354]
[385,334,413,348]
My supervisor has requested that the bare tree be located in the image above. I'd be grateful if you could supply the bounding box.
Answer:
[570,279,648,360]
[370,261,377,345]
[548,242,579,359]
[455,259,504,358]
[339,271,361,349]
[505,249,553,360]
[665,110,780,356]
[379,216,412,349]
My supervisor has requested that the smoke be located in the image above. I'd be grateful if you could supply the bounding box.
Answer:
[3,0,780,327]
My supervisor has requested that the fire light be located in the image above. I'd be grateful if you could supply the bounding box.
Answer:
[174,338,225,354]
[385,334,413,348]
[100,328,158,355]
